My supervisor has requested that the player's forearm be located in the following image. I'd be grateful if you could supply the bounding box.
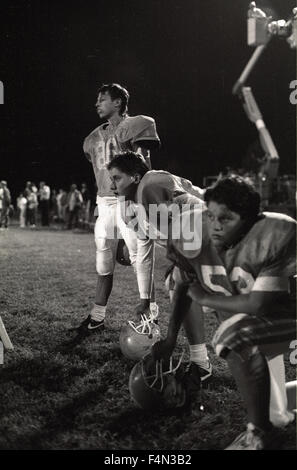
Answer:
[198,291,273,316]
[135,238,154,299]
[166,286,192,341]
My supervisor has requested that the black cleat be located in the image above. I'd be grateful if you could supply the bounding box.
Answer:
[76,315,105,333]
[87,318,105,331]
[185,362,213,392]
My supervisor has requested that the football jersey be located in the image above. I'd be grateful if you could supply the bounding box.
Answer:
[132,170,204,242]
[83,115,160,197]
[168,211,296,317]
[136,170,204,208]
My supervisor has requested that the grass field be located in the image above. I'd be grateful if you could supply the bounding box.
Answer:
[0,223,296,450]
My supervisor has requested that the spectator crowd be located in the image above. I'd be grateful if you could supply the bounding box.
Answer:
[0,180,93,230]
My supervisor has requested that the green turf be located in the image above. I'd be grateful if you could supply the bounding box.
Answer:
[0,225,296,450]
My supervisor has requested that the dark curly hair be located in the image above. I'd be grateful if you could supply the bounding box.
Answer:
[97,83,129,116]
[107,151,149,178]
[204,175,261,221]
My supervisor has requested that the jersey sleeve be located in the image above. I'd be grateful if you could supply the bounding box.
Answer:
[119,116,160,148]
[137,171,177,209]
[178,177,205,200]
[252,216,296,292]
[83,136,92,162]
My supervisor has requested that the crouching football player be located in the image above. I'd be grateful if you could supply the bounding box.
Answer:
[152,175,296,450]
[107,151,212,385]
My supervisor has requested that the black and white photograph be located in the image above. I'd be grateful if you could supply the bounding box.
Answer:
[0,0,296,454]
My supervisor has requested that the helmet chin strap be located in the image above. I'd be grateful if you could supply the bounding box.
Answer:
[143,349,186,392]
[128,314,154,335]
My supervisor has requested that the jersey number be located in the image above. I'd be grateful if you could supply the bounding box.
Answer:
[201,265,255,295]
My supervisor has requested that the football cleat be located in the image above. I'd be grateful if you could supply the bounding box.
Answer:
[129,351,188,410]
[185,361,213,391]
[75,315,105,333]
[87,319,105,330]
[119,314,161,361]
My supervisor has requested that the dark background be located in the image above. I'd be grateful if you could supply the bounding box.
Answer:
[0,0,296,201]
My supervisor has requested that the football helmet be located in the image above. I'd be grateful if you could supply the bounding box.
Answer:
[120,314,161,361]
[116,239,131,266]
[129,351,187,410]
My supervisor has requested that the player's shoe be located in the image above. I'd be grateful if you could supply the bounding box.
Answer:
[225,423,279,450]
[76,315,105,333]
[87,318,105,331]
[185,361,213,390]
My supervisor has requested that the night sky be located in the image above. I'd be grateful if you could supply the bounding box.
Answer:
[0,0,296,200]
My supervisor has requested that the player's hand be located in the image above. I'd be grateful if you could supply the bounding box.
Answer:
[187,282,208,304]
[134,299,150,318]
[151,338,175,362]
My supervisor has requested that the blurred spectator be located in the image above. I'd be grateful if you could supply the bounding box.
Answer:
[24,181,32,198]
[27,190,38,227]
[67,184,83,229]
[17,192,27,228]
[80,182,91,228]
[51,189,59,222]
[0,180,12,229]
[39,181,51,226]
[56,189,68,222]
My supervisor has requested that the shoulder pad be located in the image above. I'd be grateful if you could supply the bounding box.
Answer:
[117,115,160,144]
[83,125,103,157]
[137,171,182,207]
[244,212,296,270]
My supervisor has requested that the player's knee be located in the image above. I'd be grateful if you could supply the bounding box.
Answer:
[96,261,114,276]
[96,251,115,275]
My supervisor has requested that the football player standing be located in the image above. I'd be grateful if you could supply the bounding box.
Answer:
[78,84,160,333]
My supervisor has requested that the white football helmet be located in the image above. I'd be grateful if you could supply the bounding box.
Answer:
[129,351,187,410]
[119,314,161,361]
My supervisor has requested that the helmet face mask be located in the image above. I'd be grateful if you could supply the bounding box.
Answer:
[129,352,187,410]
[119,315,161,361]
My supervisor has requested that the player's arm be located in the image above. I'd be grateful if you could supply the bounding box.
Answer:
[135,146,152,170]
[133,237,155,316]
[152,281,192,360]
[188,282,288,316]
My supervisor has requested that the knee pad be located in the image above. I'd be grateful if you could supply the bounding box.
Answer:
[95,238,117,275]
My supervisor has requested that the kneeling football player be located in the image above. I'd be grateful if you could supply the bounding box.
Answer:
[152,176,296,450]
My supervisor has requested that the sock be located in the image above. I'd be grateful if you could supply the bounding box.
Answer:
[226,349,271,431]
[90,304,106,322]
[149,302,159,320]
[189,344,210,369]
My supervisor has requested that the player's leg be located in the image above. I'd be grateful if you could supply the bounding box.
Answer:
[182,301,212,385]
[77,201,118,332]
[213,313,296,450]
[117,209,158,319]
[165,265,212,385]
[265,353,295,428]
